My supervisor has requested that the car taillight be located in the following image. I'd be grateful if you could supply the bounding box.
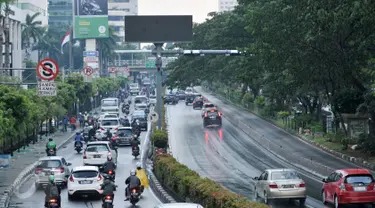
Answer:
[114,127,118,131]
[100,127,105,131]
[193,102,195,104]
[98,175,102,181]
[35,168,43,174]
[299,183,305,188]
[218,112,221,117]
[56,167,64,173]
[49,199,57,203]
[204,112,208,117]
[132,134,134,137]
[132,146,137,150]
[339,183,346,191]
[105,195,112,199]
[83,152,87,159]
[269,184,278,189]
[69,175,74,182]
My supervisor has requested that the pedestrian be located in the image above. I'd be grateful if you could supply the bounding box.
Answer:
[79,113,84,127]
[69,116,76,131]
[63,115,68,132]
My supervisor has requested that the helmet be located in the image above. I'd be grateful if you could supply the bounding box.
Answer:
[85,123,88,127]
[76,132,80,135]
[107,155,112,161]
[48,175,55,183]
[130,169,136,176]
[49,138,53,141]
[136,162,141,169]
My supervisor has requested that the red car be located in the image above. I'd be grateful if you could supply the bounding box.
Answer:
[322,168,375,207]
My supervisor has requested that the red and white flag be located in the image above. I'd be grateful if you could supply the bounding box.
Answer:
[61,29,71,54]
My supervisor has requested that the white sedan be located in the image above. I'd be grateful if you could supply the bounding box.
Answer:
[67,166,103,200]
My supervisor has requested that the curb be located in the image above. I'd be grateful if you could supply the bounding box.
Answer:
[204,88,375,172]
[0,132,75,208]
[149,171,176,203]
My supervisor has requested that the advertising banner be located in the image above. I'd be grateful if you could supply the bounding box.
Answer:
[73,0,109,39]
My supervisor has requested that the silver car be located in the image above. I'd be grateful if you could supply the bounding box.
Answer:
[114,127,133,146]
[34,156,71,188]
[154,203,204,208]
[254,168,306,205]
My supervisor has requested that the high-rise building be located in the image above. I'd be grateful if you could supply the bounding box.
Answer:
[218,0,237,12]
[47,0,73,27]
[13,0,48,26]
[108,0,138,45]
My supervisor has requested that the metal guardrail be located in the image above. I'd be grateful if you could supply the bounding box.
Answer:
[109,58,177,67]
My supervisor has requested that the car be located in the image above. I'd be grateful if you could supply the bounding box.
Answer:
[154,203,204,208]
[67,166,104,200]
[203,109,222,128]
[132,116,147,130]
[135,103,150,114]
[201,103,216,117]
[185,87,194,94]
[113,127,133,146]
[134,95,149,105]
[177,91,186,100]
[103,114,118,119]
[132,110,146,118]
[322,168,375,207]
[99,118,120,133]
[254,169,306,205]
[149,95,157,106]
[83,141,118,166]
[185,94,195,105]
[192,97,204,109]
[164,94,178,105]
[34,156,71,188]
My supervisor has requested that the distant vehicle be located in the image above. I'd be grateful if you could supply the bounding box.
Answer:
[135,103,150,114]
[177,91,186,100]
[154,203,204,208]
[164,94,178,105]
[185,94,195,106]
[185,87,193,94]
[203,109,222,128]
[67,166,104,200]
[149,95,156,106]
[99,118,120,133]
[134,95,149,105]
[201,103,216,117]
[113,127,133,146]
[83,141,117,166]
[129,83,140,95]
[322,168,375,207]
[35,156,71,188]
[254,168,306,205]
[192,97,204,109]
[131,116,147,131]
[101,98,119,116]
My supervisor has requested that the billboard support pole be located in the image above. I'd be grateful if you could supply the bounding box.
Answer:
[154,43,164,130]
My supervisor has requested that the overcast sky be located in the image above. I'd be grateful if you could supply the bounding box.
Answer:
[138,0,218,23]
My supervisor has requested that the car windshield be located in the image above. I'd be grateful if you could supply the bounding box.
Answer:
[345,175,374,184]
[37,160,62,168]
[150,96,156,99]
[117,129,132,136]
[135,97,147,103]
[205,104,215,108]
[134,117,145,121]
[102,100,117,106]
[102,109,117,113]
[137,105,147,109]
[73,170,98,178]
[86,144,108,152]
[102,120,119,126]
[271,171,300,180]
[104,115,117,118]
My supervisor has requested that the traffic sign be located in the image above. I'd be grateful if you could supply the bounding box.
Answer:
[84,66,93,76]
[37,81,57,96]
[84,57,99,62]
[108,67,117,73]
[145,60,156,68]
[83,51,99,56]
[36,58,59,81]
[148,111,159,123]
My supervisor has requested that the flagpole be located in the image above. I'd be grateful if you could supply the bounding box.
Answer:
[69,26,74,77]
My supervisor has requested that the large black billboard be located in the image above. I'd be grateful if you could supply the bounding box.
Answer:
[75,0,108,16]
[124,15,193,43]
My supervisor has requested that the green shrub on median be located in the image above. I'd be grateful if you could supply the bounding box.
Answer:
[153,154,268,208]
[151,130,168,148]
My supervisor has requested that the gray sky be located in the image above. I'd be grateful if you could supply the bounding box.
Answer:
[138,0,218,23]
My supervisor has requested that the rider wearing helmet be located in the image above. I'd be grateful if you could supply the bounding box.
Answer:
[100,174,117,202]
[125,169,141,201]
[74,131,84,147]
[130,135,140,151]
[45,138,56,155]
[102,155,116,174]
[105,129,112,141]
[44,175,61,208]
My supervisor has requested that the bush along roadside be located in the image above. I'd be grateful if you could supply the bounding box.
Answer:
[153,154,268,208]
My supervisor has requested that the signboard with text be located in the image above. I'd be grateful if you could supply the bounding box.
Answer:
[38,81,57,96]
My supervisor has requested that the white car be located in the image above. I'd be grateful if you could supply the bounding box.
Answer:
[154,203,204,208]
[99,118,120,133]
[83,141,118,166]
[67,166,104,200]
[35,156,71,188]
[95,129,105,140]
[149,95,156,105]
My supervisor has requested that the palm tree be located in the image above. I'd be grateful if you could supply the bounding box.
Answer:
[32,27,62,61]
[21,12,42,60]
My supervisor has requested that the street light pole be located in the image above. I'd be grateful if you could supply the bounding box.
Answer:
[153,43,164,130]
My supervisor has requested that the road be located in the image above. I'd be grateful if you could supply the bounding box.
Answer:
[166,95,367,208]
[8,98,161,208]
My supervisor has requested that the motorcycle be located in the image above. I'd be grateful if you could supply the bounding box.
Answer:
[75,142,82,153]
[132,146,140,158]
[48,198,59,208]
[129,188,140,205]
[124,109,130,115]
[47,148,56,156]
[102,171,115,182]
[83,132,89,143]
[102,194,114,208]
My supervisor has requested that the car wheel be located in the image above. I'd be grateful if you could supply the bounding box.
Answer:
[264,191,270,204]
[334,195,339,208]
[68,193,73,201]
[322,190,327,205]
[299,198,306,207]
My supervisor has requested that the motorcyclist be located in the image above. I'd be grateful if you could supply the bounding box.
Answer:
[130,136,140,151]
[45,138,56,155]
[105,129,112,141]
[44,175,61,208]
[125,169,141,201]
[100,174,117,203]
[88,126,96,140]
[102,155,116,174]
[74,131,84,147]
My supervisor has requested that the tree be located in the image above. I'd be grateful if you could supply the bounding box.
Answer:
[33,27,64,61]
[21,12,42,60]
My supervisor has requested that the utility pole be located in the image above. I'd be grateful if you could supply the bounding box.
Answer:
[4,4,10,76]
[153,43,164,130]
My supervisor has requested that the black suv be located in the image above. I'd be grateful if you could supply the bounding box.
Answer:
[185,94,195,105]
[192,97,204,109]
[164,94,178,105]
[203,109,222,128]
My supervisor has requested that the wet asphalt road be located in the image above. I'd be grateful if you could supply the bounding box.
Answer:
[8,98,161,208]
[166,92,370,208]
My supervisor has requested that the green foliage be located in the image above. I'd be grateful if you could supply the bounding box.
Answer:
[278,111,290,118]
[241,92,254,107]
[151,130,168,148]
[153,154,268,208]
[254,96,265,106]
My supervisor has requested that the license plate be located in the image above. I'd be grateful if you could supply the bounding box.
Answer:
[210,116,216,119]
[282,185,294,188]
[43,171,51,176]
[354,186,366,192]
[94,155,101,158]
[105,199,112,202]
[121,138,128,141]
[79,180,92,184]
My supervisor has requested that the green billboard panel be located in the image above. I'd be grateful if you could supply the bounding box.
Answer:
[145,60,156,68]
[74,16,109,39]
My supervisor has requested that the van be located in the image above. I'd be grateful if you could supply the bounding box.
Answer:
[129,83,139,95]
[101,98,119,116]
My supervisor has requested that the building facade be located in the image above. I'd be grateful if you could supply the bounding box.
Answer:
[13,0,48,26]
[108,0,138,45]
[47,0,73,28]
[218,0,237,12]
